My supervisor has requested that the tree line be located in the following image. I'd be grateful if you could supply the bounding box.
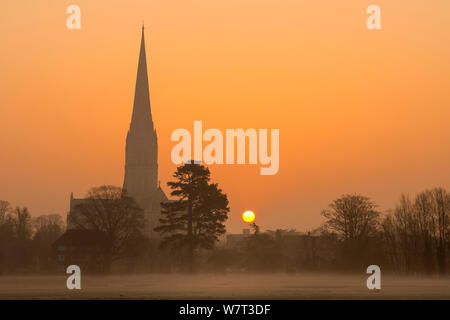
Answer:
[0,163,448,275]
[0,202,64,274]
[381,188,449,275]
[206,190,448,276]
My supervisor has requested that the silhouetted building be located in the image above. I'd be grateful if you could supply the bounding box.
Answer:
[123,25,167,235]
[68,26,167,237]
[53,229,109,273]
[265,229,303,238]
[226,229,251,247]
[226,229,306,248]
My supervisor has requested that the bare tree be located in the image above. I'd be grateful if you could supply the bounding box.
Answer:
[71,185,145,261]
[33,214,65,242]
[429,188,449,275]
[414,190,437,274]
[32,214,65,271]
[321,194,380,269]
[382,187,450,275]
[322,194,380,242]
[381,213,400,271]
[0,200,11,222]
[13,207,32,241]
[0,201,14,272]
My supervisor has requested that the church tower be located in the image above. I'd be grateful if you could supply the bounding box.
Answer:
[123,26,158,203]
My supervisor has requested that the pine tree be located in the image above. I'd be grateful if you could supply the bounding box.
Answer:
[155,162,229,272]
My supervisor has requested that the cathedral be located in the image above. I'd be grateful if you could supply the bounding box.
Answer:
[68,26,167,238]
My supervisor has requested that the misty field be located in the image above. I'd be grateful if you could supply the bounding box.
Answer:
[0,273,448,299]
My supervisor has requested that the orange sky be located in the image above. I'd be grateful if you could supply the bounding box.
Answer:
[1,1,450,233]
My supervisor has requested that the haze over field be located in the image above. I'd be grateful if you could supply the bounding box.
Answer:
[0,274,448,299]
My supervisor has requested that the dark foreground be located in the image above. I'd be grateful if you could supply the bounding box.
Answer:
[0,274,448,299]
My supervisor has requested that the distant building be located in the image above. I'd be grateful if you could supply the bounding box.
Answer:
[52,229,109,273]
[226,229,251,247]
[67,26,167,238]
[265,229,304,238]
[226,228,311,248]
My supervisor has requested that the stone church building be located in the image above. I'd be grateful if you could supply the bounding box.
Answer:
[68,26,167,238]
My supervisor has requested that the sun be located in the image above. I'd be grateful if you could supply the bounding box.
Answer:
[242,210,256,223]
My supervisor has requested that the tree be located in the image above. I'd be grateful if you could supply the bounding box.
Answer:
[13,207,32,241]
[32,214,65,271]
[70,185,145,261]
[321,194,380,268]
[382,194,425,274]
[7,207,34,270]
[240,223,283,272]
[33,214,65,242]
[414,190,437,274]
[155,162,229,272]
[0,201,15,273]
[429,187,449,276]
[322,194,380,241]
[382,188,450,275]
[0,200,11,222]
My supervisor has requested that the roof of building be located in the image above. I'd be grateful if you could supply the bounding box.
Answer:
[53,229,110,248]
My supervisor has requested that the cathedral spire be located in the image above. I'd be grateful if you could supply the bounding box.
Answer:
[123,27,159,202]
[123,27,166,238]
[130,25,153,129]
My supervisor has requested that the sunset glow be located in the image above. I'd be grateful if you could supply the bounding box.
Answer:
[1,1,449,234]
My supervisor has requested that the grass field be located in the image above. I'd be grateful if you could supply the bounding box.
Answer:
[0,273,448,299]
